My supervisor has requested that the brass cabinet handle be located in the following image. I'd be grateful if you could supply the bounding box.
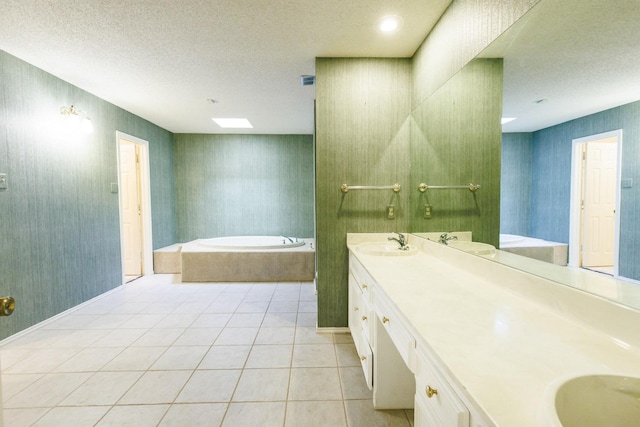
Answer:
[361,355,367,361]
[354,307,359,311]
[426,386,438,398]
[361,315,367,321]
[382,316,390,324]
[0,296,15,317]
[361,284,368,289]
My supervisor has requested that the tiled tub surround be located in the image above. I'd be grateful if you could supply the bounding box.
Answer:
[154,238,316,282]
[0,276,413,426]
[347,233,640,426]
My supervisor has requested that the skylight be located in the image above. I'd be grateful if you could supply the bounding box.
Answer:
[212,118,253,129]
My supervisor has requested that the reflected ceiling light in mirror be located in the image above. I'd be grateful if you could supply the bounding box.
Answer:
[212,118,253,128]
[378,15,404,33]
[501,117,517,125]
[60,104,93,133]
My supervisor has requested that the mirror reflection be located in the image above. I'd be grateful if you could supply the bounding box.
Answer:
[423,0,640,309]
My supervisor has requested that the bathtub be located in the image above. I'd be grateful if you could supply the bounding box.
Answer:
[499,234,568,265]
[178,236,315,282]
[199,235,306,250]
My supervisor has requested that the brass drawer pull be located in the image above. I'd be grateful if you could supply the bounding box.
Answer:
[361,315,367,321]
[426,386,438,398]
[361,284,368,289]
[354,307,359,311]
[382,316,389,324]
[361,355,367,361]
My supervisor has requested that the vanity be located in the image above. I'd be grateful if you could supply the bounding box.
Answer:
[347,233,640,426]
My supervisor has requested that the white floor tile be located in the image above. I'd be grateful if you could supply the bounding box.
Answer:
[0,277,411,425]
[176,369,241,403]
[118,370,192,404]
[222,402,286,427]
[97,404,170,427]
[158,403,228,426]
[61,371,144,405]
[150,345,209,370]
[198,345,251,369]
[232,368,290,401]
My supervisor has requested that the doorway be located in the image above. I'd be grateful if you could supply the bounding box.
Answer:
[568,130,622,276]
[116,132,154,283]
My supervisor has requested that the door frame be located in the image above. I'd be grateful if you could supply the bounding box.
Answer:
[568,129,622,275]
[116,131,154,283]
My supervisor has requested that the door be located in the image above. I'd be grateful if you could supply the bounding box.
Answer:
[119,140,142,277]
[581,139,618,268]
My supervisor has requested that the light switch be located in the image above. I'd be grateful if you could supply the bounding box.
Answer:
[622,178,633,188]
[110,183,119,193]
[424,204,432,219]
[0,173,7,190]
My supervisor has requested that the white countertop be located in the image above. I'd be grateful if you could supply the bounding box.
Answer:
[347,233,640,426]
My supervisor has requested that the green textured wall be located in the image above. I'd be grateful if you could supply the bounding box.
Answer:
[0,51,176,340]
[174,134,314,242]
[315,58,412,328]
[409,59,503,246]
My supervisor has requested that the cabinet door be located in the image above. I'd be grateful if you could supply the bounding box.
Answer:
[415,347,469,427]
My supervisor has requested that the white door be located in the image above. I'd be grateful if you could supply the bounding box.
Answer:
[119,141,142,276]
[582,140,617,267]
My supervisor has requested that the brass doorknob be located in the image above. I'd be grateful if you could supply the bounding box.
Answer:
[426,385,438,398]
[0,296,16,316]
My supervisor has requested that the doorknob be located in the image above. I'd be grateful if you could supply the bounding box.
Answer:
[0,296,15,316]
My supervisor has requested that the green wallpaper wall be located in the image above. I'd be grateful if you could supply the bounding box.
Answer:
[0,51,176,340]
[409,59,503,246]
[174,134,314,242]
[315,58,412,328]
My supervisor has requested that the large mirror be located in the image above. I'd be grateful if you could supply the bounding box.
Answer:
[471,0,640,309]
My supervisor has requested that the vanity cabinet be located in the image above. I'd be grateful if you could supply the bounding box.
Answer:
[348,254,374,390]
[348,249,491,426]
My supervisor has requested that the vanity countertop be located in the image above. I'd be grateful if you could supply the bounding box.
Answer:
[347,233,640,427]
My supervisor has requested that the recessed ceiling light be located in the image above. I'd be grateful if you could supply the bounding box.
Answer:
[378,15,404,33]
[501,117,517,125]
[212,118,253,129]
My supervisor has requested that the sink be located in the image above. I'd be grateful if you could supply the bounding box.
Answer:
[549,374,640,427]
[357,243,418,256]
[447,241,496,256]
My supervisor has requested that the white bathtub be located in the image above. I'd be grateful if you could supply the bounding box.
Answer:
[199,235,306,250]
[178,236,315,282]
[499,234,568,265]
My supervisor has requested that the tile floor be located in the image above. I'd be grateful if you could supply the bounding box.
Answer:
[0,274,414,426]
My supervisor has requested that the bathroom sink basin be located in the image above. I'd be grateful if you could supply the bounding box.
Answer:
[549,374,640,427]
[447,241,496,256]
[356,243,418,256]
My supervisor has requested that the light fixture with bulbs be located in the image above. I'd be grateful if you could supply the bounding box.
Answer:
[60,104,93,133]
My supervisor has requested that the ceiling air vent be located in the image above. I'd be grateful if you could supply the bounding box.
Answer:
[300,75,315,86]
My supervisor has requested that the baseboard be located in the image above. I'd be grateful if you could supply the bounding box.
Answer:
[0,284,124,347]
[315,326,350,334]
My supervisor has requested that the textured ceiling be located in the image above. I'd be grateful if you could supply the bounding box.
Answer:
[2,1,638,135]
[0,0,451,134]
[481,0,640,132]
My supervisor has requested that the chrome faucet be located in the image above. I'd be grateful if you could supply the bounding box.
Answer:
[388,232,409,250]
[439,232,458,245]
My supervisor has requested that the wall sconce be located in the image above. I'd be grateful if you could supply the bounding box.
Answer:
[60,104,93,133]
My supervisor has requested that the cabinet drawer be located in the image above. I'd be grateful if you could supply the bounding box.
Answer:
[415,389,442,427]
[415,347,469,427]
[374,287,416,369]
[357,331,373,390]
[349,255,374,302]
